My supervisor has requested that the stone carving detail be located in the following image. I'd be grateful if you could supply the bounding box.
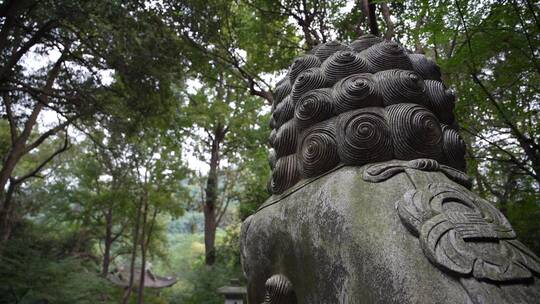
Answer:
[248,34,540,303]
[332,73,382,114]
[424,80,455,124]
[408,53,442,81]
[273,78,291,105]
[298,119,339,178]
[386,103,443,160]
[273,120,298,158]
[336,107,392,165]
[374,69,427,106]
[291,68,328,104]
[441,124,467,171]
[313,40,349,62]
[362,159,472,189]
[321,51,371,85]
[360,41,413,71]
[263,274,297,304]
[273,96,294,129]
[289,55,321,84]
[294,89,333,128]
[268,36,463,194]
[349,34,383,52]
[396,183,540,282]
[270,154,301,195]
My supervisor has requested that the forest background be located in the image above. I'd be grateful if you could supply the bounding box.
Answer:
[0,0,538,303]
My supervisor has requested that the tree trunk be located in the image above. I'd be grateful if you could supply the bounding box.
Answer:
[0,183,16,248]
[203,201,217,265]
[122,193,144,304]
[137,198,149,304]
[362,0,379,36]
[380,3,394,39]
[368,2,379,36]
[0,49,66,241]
[101,206,113,277]
[203,124,226,265]
[0,139,32,241]
[204,146,218,265]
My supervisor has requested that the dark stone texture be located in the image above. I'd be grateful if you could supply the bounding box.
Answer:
[252,35,540,302]
[242,164,540,303]
[267,37,465,195]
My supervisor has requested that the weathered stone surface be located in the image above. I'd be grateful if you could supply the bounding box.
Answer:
[267,37,462,195]
[241,163,540,303]
[248,35,540,303]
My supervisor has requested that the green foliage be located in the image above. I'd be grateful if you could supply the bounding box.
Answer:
[160,226,243,304]
[168,211,205,234]
[0,221,121,303]
[505,199,540,255]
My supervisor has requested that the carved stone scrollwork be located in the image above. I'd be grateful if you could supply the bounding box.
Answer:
[271,154,301,195]
[267,36,470,195]
[289,55,321,84]
[362,158,472,189]
[273,78,292,105]
[332,73,382,114]
[263,274,297,304]
[294,88,334,129]
[274,120,299,158]
[273,96,294,129]
[408,53,442,81]
[247,35,540,303]
[291,68,329,104]
[313,40,349,62]
[349,34,383,52]
[360,41,413,72]
[374,69,428,107]
[321,50,371,85]
[336,107,393,165]
[396,183,540,282]
[424,80,455,124]
[298,119,339,178]
[386,104,443,161]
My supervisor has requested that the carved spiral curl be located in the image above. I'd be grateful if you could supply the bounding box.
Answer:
[375,69,428,106]
[289,55,321,84]
[266,176,273,194]
[298,119,340,178]
[291,68,328,104]
[386,103,443,160]
[273,95,295,129]
[441,124,466,171]
[408,54,442,81]
[424,80,455,125]
[268,148,277,170]
[268,129,277,147]
[321,51,371,85]
[349,34,383,52]
[314,40,350,62]
[273,120,300,157]
[263,274,297,304]
[269,116,276,129]
[294,88,333,129]
[268,38,465,194]
[336,107,393,165]
[271,155,301,195]
[332,73,382,114]
[273,77,292,105]
[360,41,413,72]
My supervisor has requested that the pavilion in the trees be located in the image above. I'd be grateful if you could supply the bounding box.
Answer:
[107,264,177,289]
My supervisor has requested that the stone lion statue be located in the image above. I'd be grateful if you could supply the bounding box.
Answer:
[241,35,540,303]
